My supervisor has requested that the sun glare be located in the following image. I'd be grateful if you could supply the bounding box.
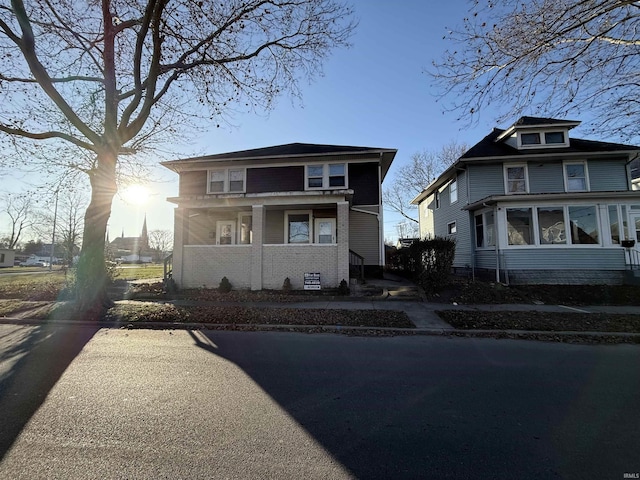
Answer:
[122,184,150,205]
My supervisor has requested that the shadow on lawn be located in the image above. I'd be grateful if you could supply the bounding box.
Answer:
[0,322,98,460]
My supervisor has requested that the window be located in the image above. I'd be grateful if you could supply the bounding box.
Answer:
[507,208,533,245]
[315,218,336,243]
[434,191,440,209]
[328,164,346,187]
[564,162,589,192]
[545,132,565,144]
[475,211,495,248]
[569,206,599,244]
[286,211,311,243]
[0,253,4,263]
[505,165,528,194]
[238,213,252,244]
[447,221,457,235]
[208,168,246,193]
[306,164,346,189]
[519,130,568,147]
[521,133,541,145]
[450,178,458,204]
[538,207,566,244]
[608,206,621,244]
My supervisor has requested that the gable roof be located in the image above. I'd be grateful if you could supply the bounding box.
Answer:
[162,143,398,179]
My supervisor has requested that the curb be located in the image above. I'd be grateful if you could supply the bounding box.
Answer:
[2,317,640,343]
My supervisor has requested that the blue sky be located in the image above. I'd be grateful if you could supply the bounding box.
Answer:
[113,0,492,242]
[2,1,596,244]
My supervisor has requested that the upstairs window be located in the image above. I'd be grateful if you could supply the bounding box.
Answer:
[450,178,458,204]
[504,164,528,194]
[521,133,541,145]
[208,168,246,194]
[518,130,568,148]
[306,164,347,189]
[564,162,589,192]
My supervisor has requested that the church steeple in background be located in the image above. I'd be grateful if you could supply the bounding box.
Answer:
[141,214,149,249]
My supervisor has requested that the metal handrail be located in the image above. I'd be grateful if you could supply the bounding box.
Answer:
[349,249,364,282]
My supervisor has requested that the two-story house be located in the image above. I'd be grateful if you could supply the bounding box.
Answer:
[162,143,397,290]
[412,117,640,284]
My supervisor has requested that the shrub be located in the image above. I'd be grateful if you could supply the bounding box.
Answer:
[282,277,292,291]
[393,237,456,293]
[219,276,232,293]
[338,279,350,295]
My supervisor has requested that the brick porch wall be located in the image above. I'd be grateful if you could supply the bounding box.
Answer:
[262,245,339,290]
[182,245,252,288]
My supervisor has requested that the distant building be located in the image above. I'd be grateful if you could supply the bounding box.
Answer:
[108,215,153,263]
[0,249,15,268]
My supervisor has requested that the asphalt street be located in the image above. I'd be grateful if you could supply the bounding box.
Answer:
[0,324,639,479]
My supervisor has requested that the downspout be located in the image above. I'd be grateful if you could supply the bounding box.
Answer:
[378,159,385,269]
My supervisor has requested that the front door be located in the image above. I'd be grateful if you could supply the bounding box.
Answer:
[216,220,236,245]
[314,218,336,244]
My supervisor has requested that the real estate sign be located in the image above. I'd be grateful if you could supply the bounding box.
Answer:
[304,272,321,290]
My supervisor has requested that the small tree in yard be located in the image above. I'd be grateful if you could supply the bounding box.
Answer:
[0,0,355,313]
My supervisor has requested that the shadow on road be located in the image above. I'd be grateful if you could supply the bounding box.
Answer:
[0,322,98,460]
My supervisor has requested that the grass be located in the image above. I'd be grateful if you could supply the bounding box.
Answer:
[0,271,69,301]
[114,264,165,280]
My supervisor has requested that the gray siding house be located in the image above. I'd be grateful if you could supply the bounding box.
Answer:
[412,117,640,284]
[162,143,396,290]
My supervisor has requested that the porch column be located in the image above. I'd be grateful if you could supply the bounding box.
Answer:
[337,201,350,285]
[251,204,264,290]
[173,208,186,286]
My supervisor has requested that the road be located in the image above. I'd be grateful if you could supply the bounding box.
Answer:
[0,324,639,479]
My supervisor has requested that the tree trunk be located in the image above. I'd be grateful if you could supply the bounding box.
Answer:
[75,151,117,316]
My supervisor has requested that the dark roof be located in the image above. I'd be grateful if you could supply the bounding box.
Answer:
[461,128,639,160]
[161,142,398,179]
[170,143,393,162]
[513,116,580,127]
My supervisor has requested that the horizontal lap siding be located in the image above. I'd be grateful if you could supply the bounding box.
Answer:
[476,249,497,269]
[501,248,626,270]
[468,164,504,202]
[349,163,379,205]
[265,210,284,244]
[529,163,564,193]
[182,246,252,288]
[246,166,304,193]
[180,171,207,196]
[349,210,380,265]
[434,171,471,268]
[589,159,628,191]
[262,245,338,289]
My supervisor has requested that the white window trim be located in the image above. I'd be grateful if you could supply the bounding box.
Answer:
[207,168,246,194]
[563,160,590,192]
[305,163,348,190]
[474,210,496,249]
[504,163,529,194]
[499,203,603,249]
[517,129,569,149]
[284,210,312,244]
[237,212,253,245]
[450,177,458,204]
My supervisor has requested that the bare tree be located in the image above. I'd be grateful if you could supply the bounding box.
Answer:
[148,228,172,261]
[383,142,466,223]
[0,0,355,310]
[431,0,640,140]
[0,193,33,249]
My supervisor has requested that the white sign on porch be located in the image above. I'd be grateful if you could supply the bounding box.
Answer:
[304,272,321,290]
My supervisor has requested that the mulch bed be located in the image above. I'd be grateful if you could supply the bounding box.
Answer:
[105,303,414,329]
[438,310,640,333]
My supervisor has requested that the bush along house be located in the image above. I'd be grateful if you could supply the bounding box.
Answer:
[161,143,397,290]
[411,117,640,285]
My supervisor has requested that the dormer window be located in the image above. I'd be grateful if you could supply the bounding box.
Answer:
[517,130,568,148]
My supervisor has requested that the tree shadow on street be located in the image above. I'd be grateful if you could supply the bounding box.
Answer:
[188,330,595,479]
[0,322,98,460]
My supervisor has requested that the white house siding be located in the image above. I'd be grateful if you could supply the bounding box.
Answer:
[349,210,380,265]
[0,249,15,267]
[501,248,626,270]
[262,244,338,289]
[182,245,252,288]
[418,198,434,239]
